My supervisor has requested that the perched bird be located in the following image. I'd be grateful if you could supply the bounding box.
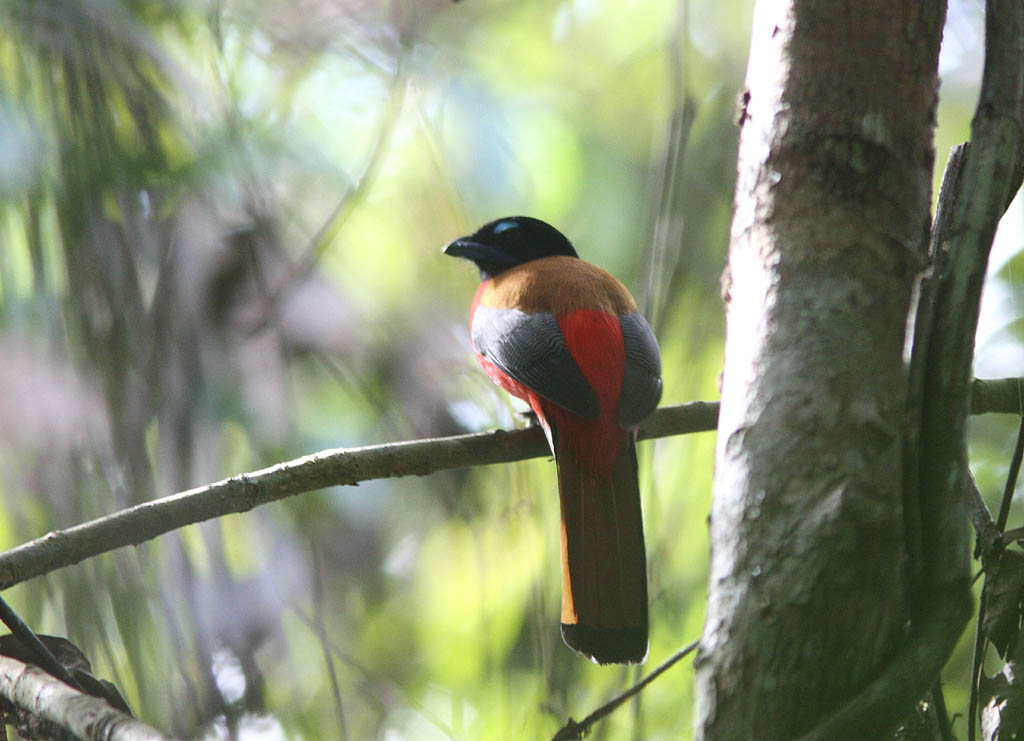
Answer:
[445,216,662,664]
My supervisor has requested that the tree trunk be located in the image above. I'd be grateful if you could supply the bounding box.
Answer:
[695,2,947,738]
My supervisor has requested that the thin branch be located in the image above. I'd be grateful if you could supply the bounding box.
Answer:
[550,640,698,741]
[969,377,1024,416]
[965,474,1000,741]
[310,541,347,741]
[304,69,406,267]
[0,656,169,741]
[968,582,989,741]
[0,598,82,693]
[0,379,1017,591]
[996,414,1024,531]
[258,53,409,334]
[0,401,716,589]
[930,680,954,741]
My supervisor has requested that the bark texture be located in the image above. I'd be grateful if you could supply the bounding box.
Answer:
[696,2,946,738]
[0,656,169,740]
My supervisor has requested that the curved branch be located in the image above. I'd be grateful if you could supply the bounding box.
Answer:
[917,0,1024,582]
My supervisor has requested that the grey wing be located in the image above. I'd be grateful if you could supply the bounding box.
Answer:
[618,312,662,428]
[471,305,601,421]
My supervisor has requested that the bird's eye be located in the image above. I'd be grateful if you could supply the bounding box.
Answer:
[491,219,518,235]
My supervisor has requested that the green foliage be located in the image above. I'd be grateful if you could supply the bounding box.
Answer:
[0,0,1005,738]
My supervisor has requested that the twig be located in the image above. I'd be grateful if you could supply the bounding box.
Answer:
[996,414,1024,531]
[930,680,954,741]
[310,541,347,741]
[550,640,698,741]
[245,49,409,341]
[292,62,407,273]
[257,53,409,335]
[966,474,1000,741]
[968,582,988,741]
[0,597,82,693]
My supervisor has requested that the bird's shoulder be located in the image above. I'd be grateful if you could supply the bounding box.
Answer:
[476,256,638,317]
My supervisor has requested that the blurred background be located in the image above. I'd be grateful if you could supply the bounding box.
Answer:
[0,0,1016,738]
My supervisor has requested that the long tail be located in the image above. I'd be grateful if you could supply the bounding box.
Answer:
[556,434,648,664]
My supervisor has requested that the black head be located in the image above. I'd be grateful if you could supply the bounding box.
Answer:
[443,216,579,280]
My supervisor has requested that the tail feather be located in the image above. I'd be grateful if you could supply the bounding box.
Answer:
[557,435,648,664]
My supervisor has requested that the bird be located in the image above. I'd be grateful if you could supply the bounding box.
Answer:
[444,216,662,664]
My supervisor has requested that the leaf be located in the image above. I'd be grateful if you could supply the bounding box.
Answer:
[980,646,1024,741]
[984,550,1024,658]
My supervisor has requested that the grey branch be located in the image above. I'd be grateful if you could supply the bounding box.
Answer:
[0,400,711,588]
[0,383,1014,591]
[0,656,171,741]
